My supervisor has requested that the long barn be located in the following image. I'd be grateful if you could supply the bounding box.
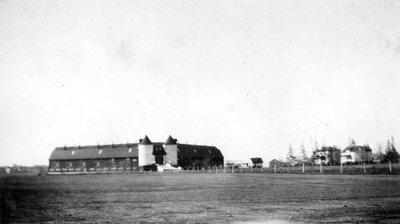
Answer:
[48,136,224,174]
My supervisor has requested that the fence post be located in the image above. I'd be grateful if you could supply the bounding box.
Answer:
[250,166,253,173]
[232,165,234,173]
[363,162,366,173]
[261,166,264,173]
[389,161,392,173]
[240,167,243,173]
[274,164,276,173]
[340,162,343,174]
[320,163,322,173]
[302,163,305,173]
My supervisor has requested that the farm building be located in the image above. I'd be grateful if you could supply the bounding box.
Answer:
[269,159,289,168]
[48,135,224,174]
[341,144,373,164]
[250,157,264,168]
[225,160,250,168]
[311,146,341,165]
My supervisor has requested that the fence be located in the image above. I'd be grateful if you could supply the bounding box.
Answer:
[180,162,400,174]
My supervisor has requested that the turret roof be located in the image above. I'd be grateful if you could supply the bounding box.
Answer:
[140,135,152,145]
[164,135,177,145]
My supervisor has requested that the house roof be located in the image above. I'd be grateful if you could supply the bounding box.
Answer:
[269,159,289,165]
[343,145,372,153]
[49,143,139,160]
[320,146,341,151]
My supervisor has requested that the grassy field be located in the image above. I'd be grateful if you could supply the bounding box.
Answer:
[1,173,400,223]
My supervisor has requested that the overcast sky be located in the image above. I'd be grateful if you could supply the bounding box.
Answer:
[1,0,400,166]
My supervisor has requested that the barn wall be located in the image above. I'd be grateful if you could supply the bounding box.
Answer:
[49,157,138,172]
[177,156,224,169]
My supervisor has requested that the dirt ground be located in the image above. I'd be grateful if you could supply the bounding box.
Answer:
[1,173,400,223]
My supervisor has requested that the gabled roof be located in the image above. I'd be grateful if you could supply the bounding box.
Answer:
[269,159,289,165]
[251,157,263,163]
[49,143,138,160]
[164,135,177,145]
[139,135,152,145]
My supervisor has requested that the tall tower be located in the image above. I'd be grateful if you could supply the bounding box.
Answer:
[138,135,155,166]
[163,135,178,165]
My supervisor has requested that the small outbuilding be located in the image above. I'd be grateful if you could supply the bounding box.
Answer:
[269,159,289,168]
[250,157,263,168]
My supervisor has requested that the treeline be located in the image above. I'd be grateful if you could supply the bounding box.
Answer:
[285,137,399,165]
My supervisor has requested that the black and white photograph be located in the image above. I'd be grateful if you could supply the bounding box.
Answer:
[1,0,400,223]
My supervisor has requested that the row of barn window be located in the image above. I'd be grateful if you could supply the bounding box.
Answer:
[51,158,138,169]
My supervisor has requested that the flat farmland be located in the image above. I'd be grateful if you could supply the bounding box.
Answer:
[1,173,400,223]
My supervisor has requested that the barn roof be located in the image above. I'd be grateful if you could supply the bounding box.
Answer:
[49,142,223,161]
[177,144,223,159]
[49,143,138,160]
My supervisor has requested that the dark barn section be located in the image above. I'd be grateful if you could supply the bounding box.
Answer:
[177,144,224,169]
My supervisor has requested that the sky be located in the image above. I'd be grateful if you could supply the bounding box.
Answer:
[1,0,400,166]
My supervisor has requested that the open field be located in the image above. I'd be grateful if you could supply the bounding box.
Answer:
[1,173,400,223]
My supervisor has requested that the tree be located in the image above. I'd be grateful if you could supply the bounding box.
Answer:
[383,137,399,163]
[348,138,356,147]
[300,142,308,161]
[373,144,385,163]
[286,144,296,165]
